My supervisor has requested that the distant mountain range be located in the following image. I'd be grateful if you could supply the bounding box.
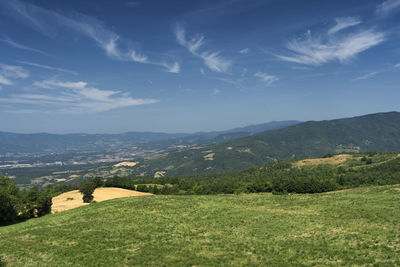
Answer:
[124,112,400,177]
[0,120,301,154]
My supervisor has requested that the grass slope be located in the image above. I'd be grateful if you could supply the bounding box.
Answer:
[124,111,400,177]
[1,185,399,266]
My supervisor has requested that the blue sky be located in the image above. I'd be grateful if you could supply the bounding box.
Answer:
[0,0,399,133]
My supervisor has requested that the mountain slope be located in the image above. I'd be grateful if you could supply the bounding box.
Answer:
[0,120,300,154]
[128,112,400,176]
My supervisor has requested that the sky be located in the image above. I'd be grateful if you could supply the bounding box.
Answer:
[0,0,399,134]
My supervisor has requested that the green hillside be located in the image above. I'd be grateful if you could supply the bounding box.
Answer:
[1,185,399,266]
[122,111,400,177]
[102,152,400,195]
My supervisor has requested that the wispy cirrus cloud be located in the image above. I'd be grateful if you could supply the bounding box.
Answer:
[254,72,279,86]
[276,26,385,66]
[376,0,400,17]
[162,62,180,74]
[328,17,361,35]
[0,36,46,54]
[17,61,78,75]
[239,48,250,54]
[174,25,232,73]
[394,63,400,68]
[352,71,379,81]
[0,79,158,113]
[0,63,29,85]
[0,63,29,79]
[1,0,179,73]
[0,76,13,85]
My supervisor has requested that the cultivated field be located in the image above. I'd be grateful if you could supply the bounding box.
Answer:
[0,185,399,266]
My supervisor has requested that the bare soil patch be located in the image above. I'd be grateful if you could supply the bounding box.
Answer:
[52,187,152,213]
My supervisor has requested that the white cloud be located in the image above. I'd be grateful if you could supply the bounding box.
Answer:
[33,80,87,89]
[0,63,29,79]
[376,0,400,16]
[0,37,46,54]
[277,29,385,66]
[0,63,29,86]
[17,61,78,75]
[395,63,400,68]
[175,25,232,73]
[239,48,250,54]
[129,50,149,63]
[254,72,279,86]
[162,62,180,73]
[352,71,379,81]
[328,17,361,35]
[0,79,158,113]
[3,0,178,73]
[0,75,13,85]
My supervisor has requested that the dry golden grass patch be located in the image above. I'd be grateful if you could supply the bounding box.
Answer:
[293,154,352,167]
[114,161,138,167]
[154,171,166,177]
[203,153,215,161]
[52,187,152,213]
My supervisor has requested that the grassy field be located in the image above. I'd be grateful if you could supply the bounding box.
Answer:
[1,185,399,266]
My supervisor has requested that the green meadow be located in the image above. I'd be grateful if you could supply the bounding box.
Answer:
[1,185,400,266]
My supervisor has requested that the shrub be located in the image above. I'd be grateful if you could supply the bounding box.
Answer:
[0,255,6,267]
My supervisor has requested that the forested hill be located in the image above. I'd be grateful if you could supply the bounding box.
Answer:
[0,120,300,154]
[128,111,400,177]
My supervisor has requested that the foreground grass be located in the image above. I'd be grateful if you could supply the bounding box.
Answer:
[1,185,400,266]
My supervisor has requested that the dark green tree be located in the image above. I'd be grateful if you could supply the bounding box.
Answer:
[79,181,96,203]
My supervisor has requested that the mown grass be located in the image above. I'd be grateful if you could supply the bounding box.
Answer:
[1,185,399,266]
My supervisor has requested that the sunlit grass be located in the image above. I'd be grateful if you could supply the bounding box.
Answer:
[1,185,399,266]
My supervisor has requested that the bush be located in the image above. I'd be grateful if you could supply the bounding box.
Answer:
[0,256,6,267]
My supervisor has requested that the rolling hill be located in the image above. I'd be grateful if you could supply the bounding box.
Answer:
[0,184,399,266]
[121,111,400,177]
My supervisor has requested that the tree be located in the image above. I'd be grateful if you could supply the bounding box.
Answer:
[0,175,18,226]
[79,181,96,203]
[92,177,104,188]
[36,193,52,216]
[0,190,17,226]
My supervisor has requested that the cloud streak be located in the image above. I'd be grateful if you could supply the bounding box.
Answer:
[17,61,78,75]
[0,36,46,54]
[277,28,385,66]
[1,0,179,73]
[0,63,29,85]
[254,72,279,86]
[0,79,158,113]
[175,25,232,73]
[328,17,361,35]
[376,0,400,17]
[239,48,250,54]
[352,71,379,81]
